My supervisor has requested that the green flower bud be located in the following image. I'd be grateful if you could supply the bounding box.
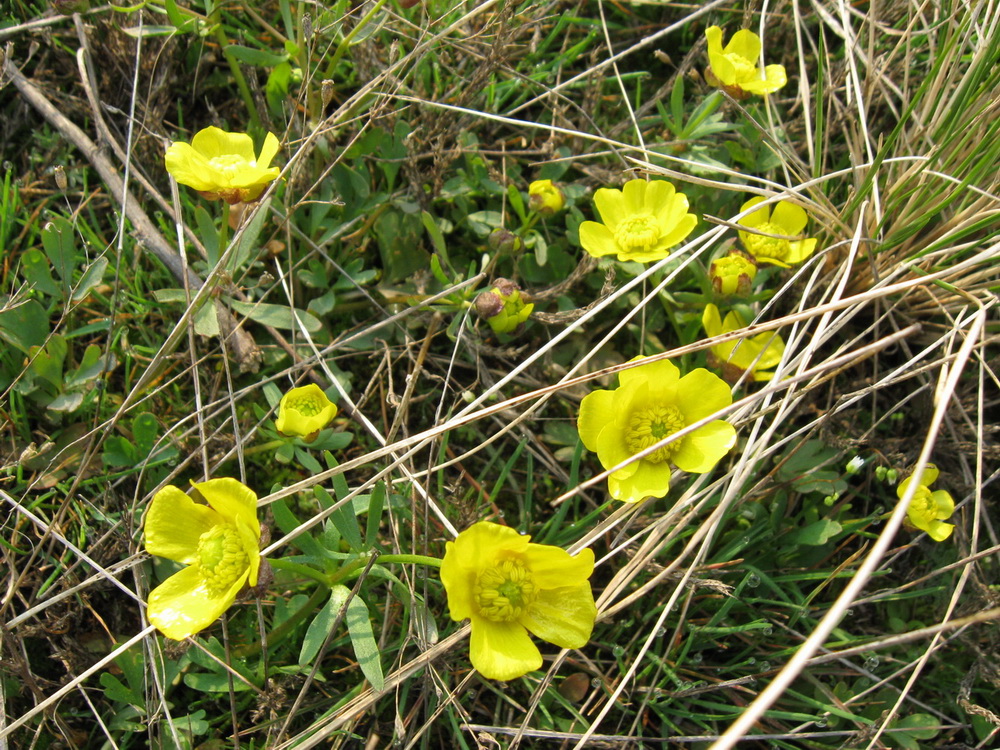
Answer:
[474,278,534,335]
[488,228,525,255]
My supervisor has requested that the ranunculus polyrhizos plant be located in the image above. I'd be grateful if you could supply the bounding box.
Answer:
[702,304,785,384]
[705,26,787,97]
[579,179,697,263]
[165,126,281,204]
[898,465,956,542]
[144,478,262,639]
[578,357,737,503]
[440,522,597,681]
[737,197,817,267]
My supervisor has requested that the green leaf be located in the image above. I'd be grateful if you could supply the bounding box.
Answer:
[229,197,271,275]
[132,412,160,456]
[0,299,49,352]
[299,585,350,665]
[72,256,108,303]
[786,519,843,547]
[225,299,323,333]
[346,596,384,690]
[99,673,143,707]
[21,248,62,297]
[225,44,289,67]
[183,673,254,692]
[327,491,363,552]
[420,211,448,257]
[267,62,294,116]
[271,499,326,557]
[41,216,77,295]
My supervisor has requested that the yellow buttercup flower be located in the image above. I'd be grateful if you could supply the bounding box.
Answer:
[897,465,955,542]
[702,304,784,383]
[737,197,818,267]
[275,384,338,439]
[528,179,565,216]
[145,478,262,639]
[165,126,281,204]
[578,357,736,503]
[579,179,697,263]
[705,26,787,97]
[440,521,596,681]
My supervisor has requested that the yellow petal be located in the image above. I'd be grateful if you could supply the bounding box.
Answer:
[191,126,255,161]
[705,26,736,86]
[621,179,648,215]
[523,545,594,589]
[147,564,248,640]
[785,238,818,265]
[164,142,217,191]
[675,368,733,422]
[193,478,260,538]
[702,304,724,337]
[275,383,338,437]
[469,617,541,681]
[655,211,697,251]
[521,583,596,649]
[922,464,941,485]
[609,459,672,502]
[579,221,620,258]
[739,197,770,226]
[770,201,810,236]
[742,64,788,95]
[673,420,737,474]
[727,29,761,62]
[644,180,677,215]
[931,490,954,520]
[592,187,628,231]
[145,485,221,564]
[236,515,262,587]
[578,388,617,451]
[926,520,955,542]
[442,523,530,617]
[257,132,281,169]
[440,540,476,621]
[619,356,679,389]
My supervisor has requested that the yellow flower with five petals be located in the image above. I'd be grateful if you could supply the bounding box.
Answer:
[275,384,338,439]
[578,357,736,503]
[145,478,262,639]
[165,126,281,204]
[897,465,955,542]
[737,197,817,267]
[705,26,787,97]
[441,521,596,681]
[579,179,697,263]
[702,304,785,383]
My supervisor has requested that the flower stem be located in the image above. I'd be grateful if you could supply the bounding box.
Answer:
[375,553,443,568]
[218,201,230,264]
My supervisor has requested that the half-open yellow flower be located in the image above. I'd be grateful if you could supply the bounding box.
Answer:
[165,126,281,204]
[579,179,697,263]
[578,357,736,503]
[275,384,338,438]
[897,465,955,542]
[528,179,565,216]
[737,197,817,267]
[441,521,596,681]
[705,26,787,97]
[702,304,784,383]
[145,478,262,639]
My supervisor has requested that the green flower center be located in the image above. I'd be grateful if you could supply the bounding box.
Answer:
[908,487,936,522]
[625,405,686,463]
[208,154,253,176]
[614,214,660,251]
[288,394,323,417]
[197,523,250,596]
[743,221,791,260]
[474,558,536,623]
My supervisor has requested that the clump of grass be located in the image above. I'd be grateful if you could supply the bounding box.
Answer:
[1,0,998,748]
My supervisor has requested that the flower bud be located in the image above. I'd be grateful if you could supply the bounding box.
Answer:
[710,250,758,297]
[488,228,525,255]
[528,179,565,216]
[474,278,534,335]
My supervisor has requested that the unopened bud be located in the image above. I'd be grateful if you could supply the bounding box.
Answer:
[474,278,533,335]
[710,250,758,297]
[528,179,565,216]
[488,228,525,255]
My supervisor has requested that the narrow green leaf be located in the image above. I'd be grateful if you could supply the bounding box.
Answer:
[346,596,384,690]
[299,585,350,665]
[365,482,385,548]
[226,299,323,333]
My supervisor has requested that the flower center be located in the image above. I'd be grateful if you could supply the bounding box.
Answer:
[908,487,936,520]
[474,558,536,623]
[614,214,660,251]
[725,53,757,81]
[288,394,323,417]
[197,523,250,596]
[625,405,686,463]
[743,221,790,260]
[208,154,253,176]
